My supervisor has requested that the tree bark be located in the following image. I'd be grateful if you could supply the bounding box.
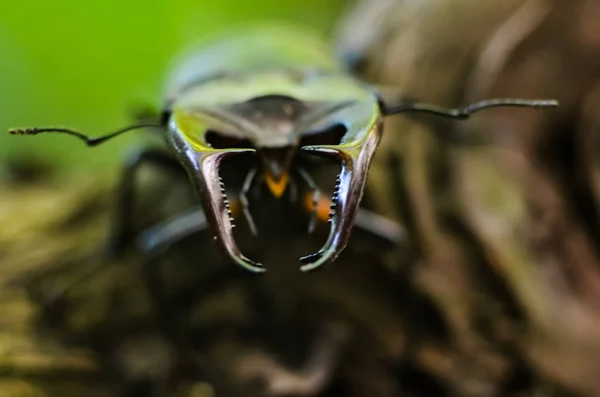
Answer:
[338,0,600,395]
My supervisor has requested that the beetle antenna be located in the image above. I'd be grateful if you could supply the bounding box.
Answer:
[381,98,559,119]
[8,122,163,147]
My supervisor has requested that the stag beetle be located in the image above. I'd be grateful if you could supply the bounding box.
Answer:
[9,25,558,273]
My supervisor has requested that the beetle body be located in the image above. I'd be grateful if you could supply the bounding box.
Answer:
[162,26,385,272]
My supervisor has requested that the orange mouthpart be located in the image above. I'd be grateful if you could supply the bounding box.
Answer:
[265,172,289,198]
[304,192,332,223]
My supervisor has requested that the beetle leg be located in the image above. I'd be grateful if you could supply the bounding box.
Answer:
[40,205,209,322]
[106,148,186,259]
[353,208,405,250]
[296,167,321,234]
[136,206,208,253]
[288,177,299,203]
[239,168,258,236]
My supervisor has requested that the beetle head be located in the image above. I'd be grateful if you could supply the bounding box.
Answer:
[166,71,383,273]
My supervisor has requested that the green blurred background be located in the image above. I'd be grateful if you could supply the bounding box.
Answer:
[0,0,345,173]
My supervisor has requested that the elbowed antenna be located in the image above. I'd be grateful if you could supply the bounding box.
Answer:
[381,97,559,119]
[8,122,164,147]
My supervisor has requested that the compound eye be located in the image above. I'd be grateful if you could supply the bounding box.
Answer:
[205,130,253,149]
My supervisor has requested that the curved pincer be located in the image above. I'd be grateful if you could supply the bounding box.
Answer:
[169,129,264,273]
[299,119,382,272]
[196,150,265,273]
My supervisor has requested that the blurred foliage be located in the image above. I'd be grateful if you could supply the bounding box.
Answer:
[0,0,345,173]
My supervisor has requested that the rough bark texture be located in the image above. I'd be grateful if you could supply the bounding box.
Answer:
[338,0,600,395]
[2,1,600,396]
